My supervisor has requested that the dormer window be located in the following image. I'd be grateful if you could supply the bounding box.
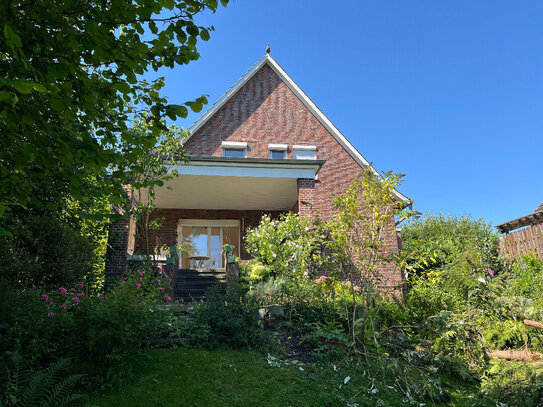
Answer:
[293,145,316,160]
[268,143,287,159]
[222,141,247,158]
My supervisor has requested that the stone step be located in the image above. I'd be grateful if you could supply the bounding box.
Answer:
[174,268,226,302]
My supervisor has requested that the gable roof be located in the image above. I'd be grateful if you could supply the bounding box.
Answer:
[187,53,410,203]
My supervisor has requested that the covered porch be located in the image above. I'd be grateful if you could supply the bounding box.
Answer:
[111,157,324,298]
[129,156,324,263]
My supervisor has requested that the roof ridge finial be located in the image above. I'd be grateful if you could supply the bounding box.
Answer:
[266,44,270,55]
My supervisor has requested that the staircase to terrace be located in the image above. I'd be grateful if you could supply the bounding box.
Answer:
[174,268,226,302]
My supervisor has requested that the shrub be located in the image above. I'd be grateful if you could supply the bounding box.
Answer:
[1,268,177,386]
[186,282,264,349]
[245,213,333,280]
[65,269,174,381]
[0,215,94,290]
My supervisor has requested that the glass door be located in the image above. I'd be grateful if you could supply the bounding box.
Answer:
[179,220,240,269]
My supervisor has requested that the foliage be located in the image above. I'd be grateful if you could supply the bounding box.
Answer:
[128,120,188,257]
[403,215,504,318]
[64,269,174,381]
[0,214,94,290]
[1,354,83,407]
[186,282,264,349]
[0,0,228,232]
[482,359,543,406]
[245,213,334,280]
[0,267,178,387]
[401,214,502,283]
[328,168,412,347]
[248,276,290,306]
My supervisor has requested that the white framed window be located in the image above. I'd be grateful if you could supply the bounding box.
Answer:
[293,145,316,160]
[268,143,287,159]
[222,141,247,158]
[178,220,240,269]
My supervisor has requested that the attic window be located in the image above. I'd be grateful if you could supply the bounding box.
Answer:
[268,143,287,159]
[293,145,316,160]
[222,141,247,158]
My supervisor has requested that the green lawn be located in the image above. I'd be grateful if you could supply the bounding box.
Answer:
[83,348,483,407]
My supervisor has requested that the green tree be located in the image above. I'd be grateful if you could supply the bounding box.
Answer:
[329,168,412,347]
[0,0,228,233]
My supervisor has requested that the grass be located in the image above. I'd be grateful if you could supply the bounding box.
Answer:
[82,347,491,407]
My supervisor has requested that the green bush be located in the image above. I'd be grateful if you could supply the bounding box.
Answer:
[0,268,177,387]
[186,282,264,349]
[0,215,94,290]
[244,213,334,280]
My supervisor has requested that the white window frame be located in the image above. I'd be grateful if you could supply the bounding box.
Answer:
[222,141,247,158]
[268,143,288,159]
[178,220,241,268]
[293,145,317,160]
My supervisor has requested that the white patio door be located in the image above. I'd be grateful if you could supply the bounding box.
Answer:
[178,220,240,269]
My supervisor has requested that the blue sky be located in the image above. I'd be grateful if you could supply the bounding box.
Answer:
[149,0,543,227]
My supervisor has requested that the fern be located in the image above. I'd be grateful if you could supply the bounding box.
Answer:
[2,353,84,407]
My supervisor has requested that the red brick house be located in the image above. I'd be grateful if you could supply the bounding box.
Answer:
[105,52,411,296]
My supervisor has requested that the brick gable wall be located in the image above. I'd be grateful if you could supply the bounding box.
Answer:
[113,62,402,289]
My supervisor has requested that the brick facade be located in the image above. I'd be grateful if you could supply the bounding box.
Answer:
[106,59,403,289]
[134,208,283,260]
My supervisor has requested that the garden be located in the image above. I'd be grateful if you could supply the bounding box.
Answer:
[2,1,542,405]
[2,168,543,406]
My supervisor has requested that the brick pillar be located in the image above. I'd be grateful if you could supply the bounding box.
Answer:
[297,178,316,218]
[104,216,131,282]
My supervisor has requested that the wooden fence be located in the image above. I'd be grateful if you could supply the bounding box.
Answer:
[499,223,543,259]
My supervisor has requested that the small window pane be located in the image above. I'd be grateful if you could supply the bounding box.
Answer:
[223,148,246,158]
[269,150,286,159]
[293,149,316,160]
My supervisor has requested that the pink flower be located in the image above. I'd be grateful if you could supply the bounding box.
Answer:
[164,296,171,302]
[139,277,143,282]
[136,283,141,289]
[60,304,66,310]
[159,287,164,291]
[316,275,327,284]
[77,292,85,297]
[47,312,55,317]
[48,300,53,306]
[141,301,147,305]
[488,268,494,276]
[58,287,68,295]
[41,294,49,302]
[179,298,184,303]
[453,228,457,234]
[79,282,84,288]
[157,279,161,285]
[72,297,80,304]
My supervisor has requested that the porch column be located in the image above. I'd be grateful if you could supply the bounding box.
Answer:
[104,211,136,282]
[297,178,316,218]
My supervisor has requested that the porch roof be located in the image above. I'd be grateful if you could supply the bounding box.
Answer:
[152,157,325,211]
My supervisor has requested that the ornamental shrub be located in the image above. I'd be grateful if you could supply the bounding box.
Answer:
[244,213,334,280]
